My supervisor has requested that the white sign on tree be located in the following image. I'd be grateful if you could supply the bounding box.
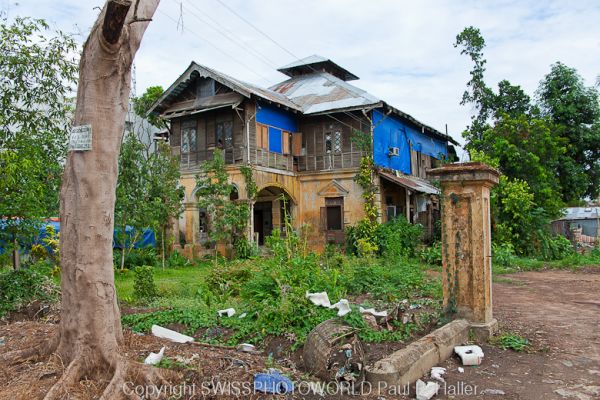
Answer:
[68,124,93,151]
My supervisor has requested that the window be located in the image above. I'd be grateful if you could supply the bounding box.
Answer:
[216,119,233,149]
[325,129,342,154]
[181,120,197,154]
[321,197,344,231]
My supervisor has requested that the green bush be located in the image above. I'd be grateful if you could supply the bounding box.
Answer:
[493,242,516,266]
[0,267,58,317]
[166,251,190,268]
[538,234,573,261]
[419,242,442,266]
[115,247,158,269]
[375,216,423,258]
[133,265,158,301]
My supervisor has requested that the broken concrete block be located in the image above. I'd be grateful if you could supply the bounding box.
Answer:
[151,325,194,343]
[416,379,439,400]
[454,345,484,366]
[306,291,331,307]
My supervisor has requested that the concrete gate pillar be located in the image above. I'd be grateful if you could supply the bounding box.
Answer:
[428,162,499,340]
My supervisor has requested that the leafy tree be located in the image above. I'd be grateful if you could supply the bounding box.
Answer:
[195,149,249,262]
[147,141,184,268]
[115,133,154,270]
[0,16,77,268]
[537,62,600,202]
[133,85,165,129]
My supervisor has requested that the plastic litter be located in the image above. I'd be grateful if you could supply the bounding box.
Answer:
[416,379,439,400]
[359,306,388,318]
[236,343,256,352]
[151,325,194,343]
[238,312,247,319]
[458,367,465,373]
[217,308,236,317]
[430,366,446,382]
[306,291,331,307]
[454,345,484,366]
[330,299,351,316]
[144,346,165,365]
[254,369,294,394]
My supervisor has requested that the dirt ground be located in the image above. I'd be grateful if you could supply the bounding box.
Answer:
[0,268,599,399]
[437,267,600,399]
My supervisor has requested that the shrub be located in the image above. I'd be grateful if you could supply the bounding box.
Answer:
[419,242,442,265]
[493,242,516,267]
[0,267,58,317]
[375,216,423,258]
[115,247,158,269]
[133,265,158,301]
[166,251,190,268]
[233,237,258,260]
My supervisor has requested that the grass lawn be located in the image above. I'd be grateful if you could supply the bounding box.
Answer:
[114,261,211,302]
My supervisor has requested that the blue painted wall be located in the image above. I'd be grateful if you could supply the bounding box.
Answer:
[256,102,298,153]
[372,109,448,173]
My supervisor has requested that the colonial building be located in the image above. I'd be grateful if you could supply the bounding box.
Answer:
[149,55,457,255]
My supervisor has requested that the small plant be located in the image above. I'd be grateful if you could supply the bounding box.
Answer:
[491,332,529,351]
[133,265,158,301]
[419,242,442,265]
[0,267,59,317]
[166,251,191,268]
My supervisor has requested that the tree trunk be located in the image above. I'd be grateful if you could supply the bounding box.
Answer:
[162,224,166,269]
[32,1,162,398]
[12,238,20,270]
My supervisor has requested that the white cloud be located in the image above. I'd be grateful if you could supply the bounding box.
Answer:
[7,0,600,151]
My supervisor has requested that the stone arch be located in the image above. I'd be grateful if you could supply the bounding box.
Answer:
[256,182,297,205]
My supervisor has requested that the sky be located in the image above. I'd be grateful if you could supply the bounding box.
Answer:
[5,0,600,155]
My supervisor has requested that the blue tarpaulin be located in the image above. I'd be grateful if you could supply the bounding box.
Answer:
[372,109,412,174]
[0,219,155,253]
[256,102,298,154]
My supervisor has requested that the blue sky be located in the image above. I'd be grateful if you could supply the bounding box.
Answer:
[5,0,600,155]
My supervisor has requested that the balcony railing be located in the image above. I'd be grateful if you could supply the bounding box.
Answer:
[297,151,362,171]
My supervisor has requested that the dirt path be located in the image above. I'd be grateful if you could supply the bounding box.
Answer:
[438,268,600,399]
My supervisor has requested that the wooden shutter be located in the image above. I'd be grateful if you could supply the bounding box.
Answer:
[282,131,290,154]
[319,207,327,232]
[292,132,302,156]
[256,123,263,148]
[262,125,268,150]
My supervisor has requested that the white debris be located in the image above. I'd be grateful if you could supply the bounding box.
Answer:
[359,306,388,318]
[144,346,165,365]
[217,308,236,317]
[481,389,506,395]
[454,345,484,366]
[306,291,332,307]
[430,367,446,382]
[330,299,351,316]
[415,379,439,400]
[238,312,247,319]
[236,343,256,352]
[458,367,465,373]
[151,325,194,344]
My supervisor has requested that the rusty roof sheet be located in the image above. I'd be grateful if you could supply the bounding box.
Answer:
[556,207,600,221]
[379,171,440,195]
[270,72,379,114]
[161,92,245,118]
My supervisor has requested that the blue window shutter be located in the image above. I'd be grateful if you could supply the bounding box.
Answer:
[269,127,282,153]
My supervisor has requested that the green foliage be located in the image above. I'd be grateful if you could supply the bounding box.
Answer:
[166,251,191,268]
[537,62,600,201]
[0,266,58,317]
[375,216,423,259]
[491,332,529,352]
[196,149,249,257]
[121,253,441,347]
[0,17,77,267]
[133,85,165,129]
[133,266,159,301]
[492,242,516,267]
[115,247,158,270]
[419,242,442,266]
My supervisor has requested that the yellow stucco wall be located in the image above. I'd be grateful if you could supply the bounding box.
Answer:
[177,165,365,253]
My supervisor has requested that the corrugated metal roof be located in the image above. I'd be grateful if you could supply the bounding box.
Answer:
[556,207,600,221]
[270,72,379,114]
[277,55,359,81]
[149,60,457,145]
[379,171,440,195]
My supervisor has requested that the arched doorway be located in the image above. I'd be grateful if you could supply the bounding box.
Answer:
[253,185,295,245]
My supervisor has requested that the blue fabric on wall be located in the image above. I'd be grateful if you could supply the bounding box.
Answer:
[405,130,447,159]
[372,109,412,174]
[256,102,297,132]
[268,127,282,153]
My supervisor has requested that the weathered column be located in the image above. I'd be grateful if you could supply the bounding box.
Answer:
[428,162,499,340]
